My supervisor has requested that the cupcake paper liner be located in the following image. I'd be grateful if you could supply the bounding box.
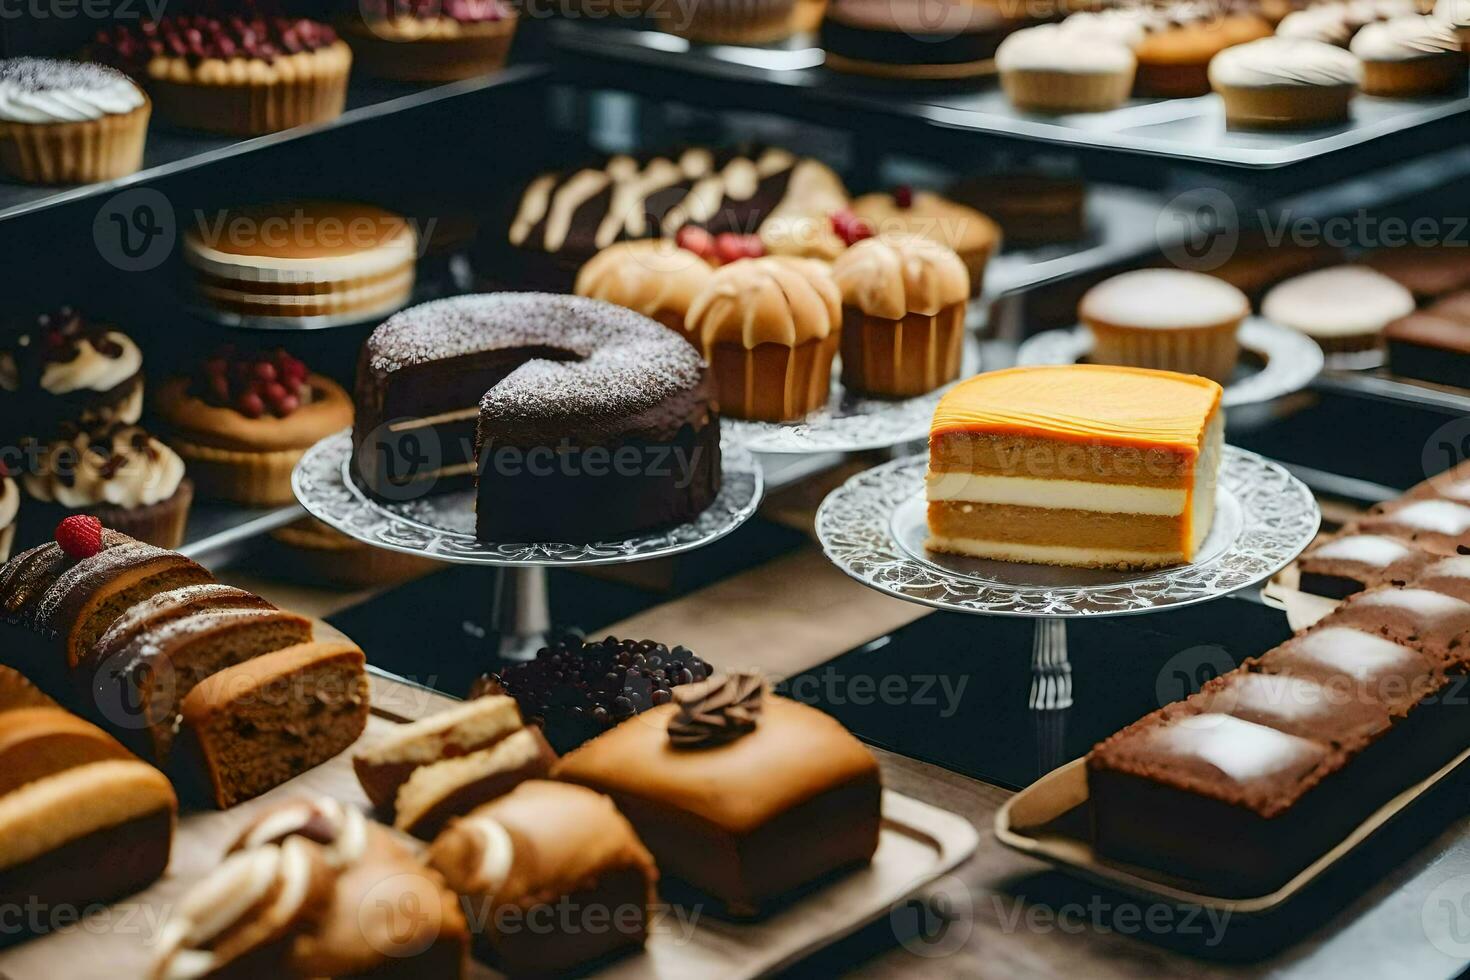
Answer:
[1217,84,1354,130]
[1001,67,1136,114]
[1087,321,1242,384]
[710,335,838,422]
[1361,55,1469,98]
[840,306,965,398]
[0,97,150,185]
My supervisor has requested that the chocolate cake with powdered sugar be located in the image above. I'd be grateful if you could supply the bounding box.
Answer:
[354,293,720,543]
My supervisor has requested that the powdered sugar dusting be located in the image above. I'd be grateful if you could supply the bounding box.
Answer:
[0,58,130,92]
[366,293,705,419]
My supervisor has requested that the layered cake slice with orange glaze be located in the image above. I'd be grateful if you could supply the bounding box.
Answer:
[926,365,1224,570]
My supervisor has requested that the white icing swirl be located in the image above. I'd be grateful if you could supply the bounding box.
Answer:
[1275,8,1354,46]
[0,476,16,531]
[0,60,144,124]
[1438,0,1470,28]
[1351,14,1461,59]
[1060,9,1160,49]
[24,425,185,509]
[465,815,515,896]
[997,25,1137,73]
[39,331,141,395]
[241,798,369,869]
[1210,38,1363,88]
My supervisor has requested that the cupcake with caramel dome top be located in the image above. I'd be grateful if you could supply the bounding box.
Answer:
[574,240,715,344]
[686,256,841,421]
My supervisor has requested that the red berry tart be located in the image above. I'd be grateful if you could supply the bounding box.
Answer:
[340,0,519,83]
[90,12,351,136]
[153,347,353,507]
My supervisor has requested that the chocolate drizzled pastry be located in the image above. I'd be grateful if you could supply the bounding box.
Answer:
[669,672,765,748]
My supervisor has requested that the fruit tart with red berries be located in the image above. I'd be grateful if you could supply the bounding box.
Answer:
[153,346,352,506]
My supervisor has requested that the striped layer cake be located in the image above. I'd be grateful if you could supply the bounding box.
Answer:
[925,364,1224,570]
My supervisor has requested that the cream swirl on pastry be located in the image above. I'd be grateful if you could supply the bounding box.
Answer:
[1210,38,1363,87]
[996,25,1137,74]
[1436,0,1470,29]
[0,473,17,533]
[0,59,144,124]
[1276,7,1355,46]
[25,425,186,509]
[1351,14,1462,58]
[40,331,141,395]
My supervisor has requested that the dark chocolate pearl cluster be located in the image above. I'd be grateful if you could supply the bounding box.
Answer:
[488,637,712,750]
[93,15,338,70]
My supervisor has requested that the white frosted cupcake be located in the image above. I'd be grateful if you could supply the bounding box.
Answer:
[1262,265,1415,353]
[0,466,16,563]
[1350,15,1467,96]
[1079,269,1250,383]
[1058,9,1163,50]
[0,59,148,185]
[1209,38,1362,128]
[997,25,1137,114]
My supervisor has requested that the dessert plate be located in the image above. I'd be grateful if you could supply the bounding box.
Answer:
[292,430,763,566]
[1016,317,1324,409]
[815,447,1320,617]
[722,334,981,454]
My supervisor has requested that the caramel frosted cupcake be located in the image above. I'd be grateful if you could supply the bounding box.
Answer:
[23,424,191,549]
[997,25,1137,113]
[1350,15,1467,96]
[0,59,148,185]
[154,347,353,507]
[832,235,969,397]
[91,14,350,136]
[0,308,144,447]
[1209,38,1362,128]
[1262,265,1415,353]
[1079,269,1249,383]
[666,0,799,45]
[851,188,1000,295]
[686,256,841,421]
[342,0,518,82]
[574,240,714,343]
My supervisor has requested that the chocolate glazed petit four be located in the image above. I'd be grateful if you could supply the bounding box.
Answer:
[353,293,721,544]
[555,672,883,916]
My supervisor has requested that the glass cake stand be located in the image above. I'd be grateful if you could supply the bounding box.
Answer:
[293,430,764,663]
[1016,318,1324,408]
[722,335,982,454]
[814,447,1320,770]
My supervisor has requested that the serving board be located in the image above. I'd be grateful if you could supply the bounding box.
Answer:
[994,750,1470,916]
[0,669,978,980]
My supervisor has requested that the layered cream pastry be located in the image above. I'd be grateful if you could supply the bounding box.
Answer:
[183,201,417,326]
[926,365,1224,570]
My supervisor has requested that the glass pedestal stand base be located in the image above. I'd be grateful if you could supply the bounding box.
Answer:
[294,431,764,672]
[815,449,1321,773]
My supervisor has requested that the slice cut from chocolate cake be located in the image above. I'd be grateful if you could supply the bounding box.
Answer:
[178,641,369,809]
[0,759,175,946]
[32,540,214,672]
[354,293,721,543]
[92,607,313,765]
[1413,556,1470,603]
[1350,499,1470,556]
[81,583,274,681]
[1315,588,1470,663]
[393,727,557,840]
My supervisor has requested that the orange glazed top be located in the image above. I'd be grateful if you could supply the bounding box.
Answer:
[931,365,1223,451]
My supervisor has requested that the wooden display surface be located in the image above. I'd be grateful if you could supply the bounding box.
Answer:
[0,669,978,980]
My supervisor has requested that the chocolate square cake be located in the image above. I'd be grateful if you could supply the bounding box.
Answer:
[1296,533,1429,599]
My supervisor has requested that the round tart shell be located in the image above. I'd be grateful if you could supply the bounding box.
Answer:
[669,0,799,45]
[154,374,354,507]
[141,41,352,136]
[0,95,149,186]
[339,16,519,82]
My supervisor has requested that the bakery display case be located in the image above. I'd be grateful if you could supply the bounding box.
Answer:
[4,1,1470,977]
